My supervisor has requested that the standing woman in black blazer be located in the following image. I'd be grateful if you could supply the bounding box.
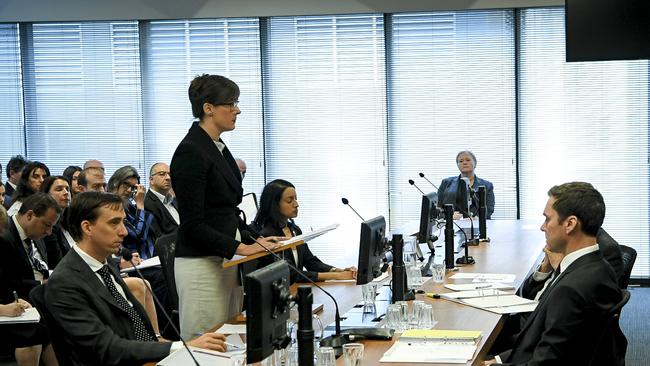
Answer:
[171,74,281,339]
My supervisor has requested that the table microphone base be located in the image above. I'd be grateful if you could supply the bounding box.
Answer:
[456,256,475,265]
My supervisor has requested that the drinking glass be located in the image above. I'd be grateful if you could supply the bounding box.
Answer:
[418,303,435,329]
[432,263,445,283]
[230,353,246,366]
[342,343,364,366]
[386,303,403,331]
[316,346,336,366]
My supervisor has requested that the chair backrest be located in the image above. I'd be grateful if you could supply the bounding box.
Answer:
[29,284,74,366]
[619,245,637,289]
[154,232,179,311]
[589,289,630,366]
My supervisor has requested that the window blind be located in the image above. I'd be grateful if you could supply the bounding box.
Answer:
[262,14,388,267]
[0,23,24,164]
[21,21,144,177]
[387,10,517,229]
[140,18,263,193]
[519,8,649,277]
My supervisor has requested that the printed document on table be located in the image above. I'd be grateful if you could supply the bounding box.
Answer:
[461,294,536,308]
[158,347,234,366]
[380,340,477,363]
[449,273,516,283]
[444,283,514,291]
[441,289,510,300]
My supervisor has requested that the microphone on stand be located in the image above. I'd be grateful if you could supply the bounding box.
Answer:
[120,248,200,366]
[407,179,425,195]
[239,231,349,353]
[341,198,365,222]
[418,172,440,191]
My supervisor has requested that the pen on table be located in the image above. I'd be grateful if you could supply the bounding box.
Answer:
[426,293,441,299]
[194,333,245,350]
[13,290,19,303]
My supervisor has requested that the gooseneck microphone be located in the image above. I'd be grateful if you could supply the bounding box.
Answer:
[408,179,425,195]
[418,172,440,191]
[120,248,200,366]
[341,198,365,221]
[240,231,345,343]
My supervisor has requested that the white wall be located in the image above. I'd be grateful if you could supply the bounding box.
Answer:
[0,0,563,22]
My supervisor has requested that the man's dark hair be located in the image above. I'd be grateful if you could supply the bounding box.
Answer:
[77,167,104,188]
[188,74,240,119]
[6,155,28,179]
[17,192,62,216]
[548,182,605,237]
[67,192,123,241]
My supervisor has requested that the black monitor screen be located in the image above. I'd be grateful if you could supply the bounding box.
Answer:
[356,216,387,285]
[245,260,291,363]
[566,0,650,62]
[418,192,438,244]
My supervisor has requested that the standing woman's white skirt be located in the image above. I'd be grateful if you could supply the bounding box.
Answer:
[175,256,243,339]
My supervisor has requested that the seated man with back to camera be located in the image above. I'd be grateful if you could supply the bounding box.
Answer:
[44,192,227,366]
[438,150,494,220]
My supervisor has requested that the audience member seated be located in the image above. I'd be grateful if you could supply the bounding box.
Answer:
[484,182,623,365]
[438,150,495,219]
[4,155,28,209]
[44,192,228,366]
[108,165,171,334]
[0,299,57,366]
[235,158,247,178]
[7,162,50,216]
[76,167,107,193]
[40,176,72,269]
[253,179,357,283]
[0,205,7,234]
[0,181,5,208]
[0,193,61,301]
[144,162,179,239]
[82,159,104,172]
[62,166,82,197]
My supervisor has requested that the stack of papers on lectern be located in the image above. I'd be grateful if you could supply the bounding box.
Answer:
[0,307,40,324]
[380,329,480,363]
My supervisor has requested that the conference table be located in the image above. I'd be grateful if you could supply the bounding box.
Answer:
[307,219,546,366]
[151,219,545,365]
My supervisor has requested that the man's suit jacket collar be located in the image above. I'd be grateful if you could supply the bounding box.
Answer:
[187,122,243,196]
[64,248,137,317]
[517,250,604,337]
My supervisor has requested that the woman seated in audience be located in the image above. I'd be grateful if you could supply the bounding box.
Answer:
[0,299,58,366]
[62,165,82,197]
[7,161,50,216]
[0,205,7,234]
[40,176,72,268]
[253,179,357,284]
[438,150,495,220]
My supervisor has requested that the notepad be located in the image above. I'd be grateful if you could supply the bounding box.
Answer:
[158,347,235,366]
[278,224,339,245]
[381,329,481,363]
[120,256,161,273]
[400,329,482,342]
[0,307,40,324]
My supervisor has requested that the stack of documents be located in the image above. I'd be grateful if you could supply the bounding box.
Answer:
[449,272,516,283]
[380,329,480,363]
[441,289,537,314]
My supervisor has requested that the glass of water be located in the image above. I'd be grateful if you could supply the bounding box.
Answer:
[342,343,364,366]
[316,346,336,366]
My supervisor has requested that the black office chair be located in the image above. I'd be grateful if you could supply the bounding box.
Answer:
[618,245,637,289]
[154,232,180,338]
[589,289,631,366]
[29,284,74,366]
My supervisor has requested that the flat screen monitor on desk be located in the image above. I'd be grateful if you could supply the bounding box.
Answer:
[245,261,291,363]
[356,216,388,285]
[418,191,439,245]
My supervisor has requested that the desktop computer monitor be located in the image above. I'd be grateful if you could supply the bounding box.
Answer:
[356,216,388,286]
[245,260,292,363]
[418,191,439,244]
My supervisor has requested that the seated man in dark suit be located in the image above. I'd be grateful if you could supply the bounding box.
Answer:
[0,193,61,301]
[484,182,623,366]
[4,155,28,209]
[45,192,227,366]
[144,162,179,239]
